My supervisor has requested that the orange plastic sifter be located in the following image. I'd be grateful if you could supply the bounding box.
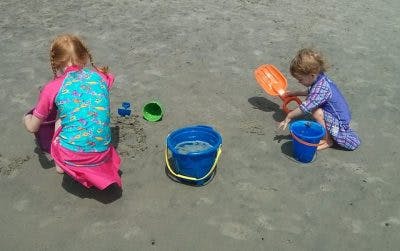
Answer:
[254,64,302,114]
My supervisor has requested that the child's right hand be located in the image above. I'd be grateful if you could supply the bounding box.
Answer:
[282,91,294,98]
[278,117,291,130]
[284,90,308,97]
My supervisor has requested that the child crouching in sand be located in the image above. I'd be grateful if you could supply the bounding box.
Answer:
[23,34,122,190]
[278,48,361,150]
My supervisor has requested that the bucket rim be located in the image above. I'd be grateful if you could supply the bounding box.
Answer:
[166,125,222,156]
[289,120,325,141]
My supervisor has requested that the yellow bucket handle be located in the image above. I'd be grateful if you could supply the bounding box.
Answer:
[165,146,222,181]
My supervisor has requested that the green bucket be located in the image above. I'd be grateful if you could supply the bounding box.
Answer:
[142,101,163,122]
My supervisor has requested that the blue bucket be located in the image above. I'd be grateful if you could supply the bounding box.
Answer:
[289,120,325,163]
[165,125,222,185]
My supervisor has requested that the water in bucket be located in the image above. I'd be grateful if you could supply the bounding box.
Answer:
[166,125,222,185]
[175,140,213,154]
[289,120,325,163]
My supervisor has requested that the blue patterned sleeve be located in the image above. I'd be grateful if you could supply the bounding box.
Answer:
[299,79,332,114]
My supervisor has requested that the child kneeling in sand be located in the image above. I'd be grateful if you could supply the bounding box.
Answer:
[278,48,361,150]
[23,34,122,190]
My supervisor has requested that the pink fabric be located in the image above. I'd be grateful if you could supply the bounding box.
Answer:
[51,127,122,190]
[32,65,120,190]
[26,108,57,154]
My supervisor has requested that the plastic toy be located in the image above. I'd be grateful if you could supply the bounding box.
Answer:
[254,64,302,114]
[142,101,163,122]
[117,102,131,117]
[290,120,325,163]
[165,125,222,186]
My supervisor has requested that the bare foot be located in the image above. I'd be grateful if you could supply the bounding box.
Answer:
[317,139,333,150]
[43,152,53,161]
[55,165,64,174]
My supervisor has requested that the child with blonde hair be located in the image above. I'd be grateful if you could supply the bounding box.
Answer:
[23,34,122,189]
[279,48,361,150]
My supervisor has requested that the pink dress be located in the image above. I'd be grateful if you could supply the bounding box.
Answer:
[33,65,122,190]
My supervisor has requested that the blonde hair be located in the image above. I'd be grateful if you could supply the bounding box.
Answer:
[290,48,328,77]
[49,34,108,78]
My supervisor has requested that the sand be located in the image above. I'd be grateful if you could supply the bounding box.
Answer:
[1,0,399,250]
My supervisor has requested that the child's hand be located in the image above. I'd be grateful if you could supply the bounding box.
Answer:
[23,113,42,133]
[282,91,294,98]
[284,90,308,97]
[23,114,32,125]
[278,117,291,130]
[278,107,302,130]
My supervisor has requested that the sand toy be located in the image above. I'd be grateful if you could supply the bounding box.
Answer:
[142,101,163,122]
[165,125,222,186]
[290,120,325,163]
[254,64,302,114]
[117,102,132,117]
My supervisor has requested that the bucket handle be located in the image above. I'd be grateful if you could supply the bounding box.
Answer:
[291,132,325,147]
[281,96,302,114]
[164,146,222,181]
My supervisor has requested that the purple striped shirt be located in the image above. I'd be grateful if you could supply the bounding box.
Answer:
[299,72,351,126]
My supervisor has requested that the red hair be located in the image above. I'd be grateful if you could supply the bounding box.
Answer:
[49,34,108,78]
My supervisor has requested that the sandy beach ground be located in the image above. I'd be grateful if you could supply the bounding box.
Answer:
[1,0,399,250]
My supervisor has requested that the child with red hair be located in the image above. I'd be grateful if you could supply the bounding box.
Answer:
[23,34,122,189]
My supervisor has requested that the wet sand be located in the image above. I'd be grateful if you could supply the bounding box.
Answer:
[1,0,399,250]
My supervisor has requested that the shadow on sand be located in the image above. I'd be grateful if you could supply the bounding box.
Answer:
[34,146,54,169]
[248,96,286,122]
[33,125,123,203]
[110,125,120,149]
[61,175,123,204]
[280,140,294,159]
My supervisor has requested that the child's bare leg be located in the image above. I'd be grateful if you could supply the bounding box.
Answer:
[55,166,64,174]
[54,118,64,174]
[312,108,333,150]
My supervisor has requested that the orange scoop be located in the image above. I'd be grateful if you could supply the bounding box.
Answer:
[254,64,302,114]
[254,64,287,96]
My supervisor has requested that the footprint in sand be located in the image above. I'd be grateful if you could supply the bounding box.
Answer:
[342,217,363,234]
[123,226,143,240]
[82,221,119,237]
[219,222,255,240]
[13,199,30,212]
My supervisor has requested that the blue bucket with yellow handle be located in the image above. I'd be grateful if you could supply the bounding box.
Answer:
[289,120,325,163]
[165,125,222,186]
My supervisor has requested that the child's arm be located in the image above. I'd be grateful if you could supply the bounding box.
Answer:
[25,80,58,133]
[23,114,43,133]
[284,90,308,97]
[278,107,303,130]
[299,81,331,114]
